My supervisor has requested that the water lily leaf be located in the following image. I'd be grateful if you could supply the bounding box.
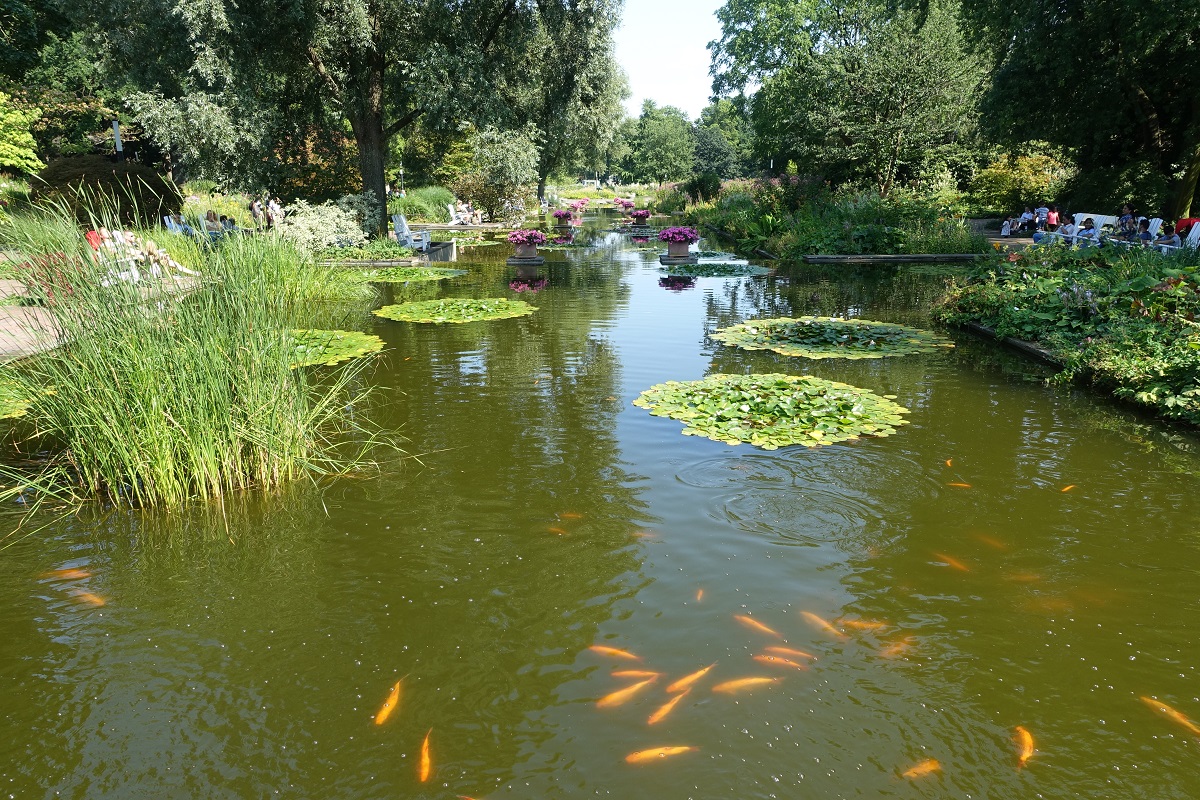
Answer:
[632,373,910,449]
[357,267,466,283]
[658,263,772,278]
[711,317,954,360]
[373,298,537,324]
[288,329,385,367]
[0,375,31,419]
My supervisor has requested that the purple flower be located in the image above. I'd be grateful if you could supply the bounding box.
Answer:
[552,209,572,220]
[507,229,548,246]
[630,209,651,221]
[509,277,547,293]
[657,226,700,244]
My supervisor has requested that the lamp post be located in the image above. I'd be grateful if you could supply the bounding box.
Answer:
[398,167,405,196]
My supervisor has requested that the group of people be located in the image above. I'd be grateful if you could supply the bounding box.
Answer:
[249,196,284,229]
[167,195,285,243]
[1001,202,1192,250]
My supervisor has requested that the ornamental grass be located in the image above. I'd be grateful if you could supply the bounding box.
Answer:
[0,207,386,508]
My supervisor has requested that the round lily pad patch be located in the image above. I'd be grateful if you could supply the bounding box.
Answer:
[373,298,536,324]
[659,262,772,278]
[357,266,466,283]
[710,317,954,360]
[633,373,910,449]
[289,329,385,367]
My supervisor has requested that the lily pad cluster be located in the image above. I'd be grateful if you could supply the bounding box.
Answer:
[357,266,466,283]
[0,375,31,419]
[373,298,536,324]
[633,373,910,449]
[660,263,772,278]
[711,317,954,360]
[289,329,385,367]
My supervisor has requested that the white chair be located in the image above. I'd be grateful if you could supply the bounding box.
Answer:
[392,214,430,252]
[446,203,467,225]
[163,215,184,234]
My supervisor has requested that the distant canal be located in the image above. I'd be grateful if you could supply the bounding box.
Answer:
[3,212,1200,799]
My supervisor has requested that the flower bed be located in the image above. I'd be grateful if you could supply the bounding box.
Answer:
[934,244,1200,424]
[633,373,910,449]
[658,226,700,244]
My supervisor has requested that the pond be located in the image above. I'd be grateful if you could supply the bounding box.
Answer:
[3,212,1200,798]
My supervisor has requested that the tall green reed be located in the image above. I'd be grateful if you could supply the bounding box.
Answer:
[0,206,388,508]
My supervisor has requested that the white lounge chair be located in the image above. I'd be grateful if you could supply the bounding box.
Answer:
[391,214,431,252]
[446,203,468,225]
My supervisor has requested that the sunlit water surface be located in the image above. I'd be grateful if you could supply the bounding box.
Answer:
[3,216,1200,799]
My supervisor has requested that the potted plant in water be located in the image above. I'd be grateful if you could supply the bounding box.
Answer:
[630,209,651,224]
[507,228,548,259]
[658,226,700,258]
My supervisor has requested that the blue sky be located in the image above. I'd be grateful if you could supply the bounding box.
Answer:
[612,0,726,122]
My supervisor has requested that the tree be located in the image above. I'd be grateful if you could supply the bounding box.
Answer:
[627,101,695,184]
[452,126,539,221]
[710,0,985,194]
[694,99,753,178]
[959,0,1200,217]
[0,90,42,173]
[64,1,620,223]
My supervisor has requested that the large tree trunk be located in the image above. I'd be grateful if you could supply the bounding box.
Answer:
[350,110,388,236]
[1170,139,1200,221]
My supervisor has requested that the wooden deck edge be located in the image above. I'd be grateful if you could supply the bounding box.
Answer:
[960,321,1064,366]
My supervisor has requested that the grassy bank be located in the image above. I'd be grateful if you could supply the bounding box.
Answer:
[0,210,386,508]
[687,179,987,257]
[934,243,1200,424]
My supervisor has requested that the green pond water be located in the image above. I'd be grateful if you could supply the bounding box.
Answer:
[4,215,1200,798]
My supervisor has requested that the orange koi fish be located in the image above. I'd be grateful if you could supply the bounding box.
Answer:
[973,533,1007,550]
[902,758,940,779]
[1140,696,1200,737]
[945,458,953,467]
[879,637,915,658]
[374,678,403,725]
[71,591,106,607]
[560,512,584,519]
[933,552,970,571]
[419,729,432,782]
[734,614,782,638]
[1014,726,1035,767]
[547,526,568,536]
[946,482,972,488]
[648,689,690,725]
[800,611,847,640]
[1060,484,1076,493]
[613,670,660,679]
[838,618,887,631]
[753,654,808,670]
[625,746,697,764]
[1004,572,1041,583]
[597,677,657,708]
[695,589,704,602]
[39,568,92,581]
[589,645,641,661]
[711,677,781,694]
[765,646,817,661]
[666,663,716,693]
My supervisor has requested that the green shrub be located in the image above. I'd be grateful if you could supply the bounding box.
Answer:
[968,153,1075,214]
[682,173,722,203]
[653,185,688,214]
[387,195,441,222]
[409,185,455,213]
[31,155,182,226]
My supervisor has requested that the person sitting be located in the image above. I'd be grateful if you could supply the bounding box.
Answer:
[1076,217,1099,245]
[169,212,197,237]
[1057,216,1077,244]
[1017,207,1034,233]
[1154,222,1182,249]
[203,210,224,243]
[1116,204,1138,240]
[1136,218,1153,246]
[999,216,1012,237]
[1176,217,1200,237]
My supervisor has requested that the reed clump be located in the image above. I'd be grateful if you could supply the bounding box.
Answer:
[0,209,386,508]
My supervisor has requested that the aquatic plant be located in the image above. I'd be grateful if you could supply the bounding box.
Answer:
[356,266,466,283]
[289,329,385,367]
[0,208,385,508]
[373,297,536,323]
[633,373,910,449]
[711,317,955,359]
[658,263,772,278]
[0,374,30,418]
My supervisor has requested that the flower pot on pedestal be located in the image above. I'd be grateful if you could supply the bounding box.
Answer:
[514,242,538,259]
[667,241,691,259]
